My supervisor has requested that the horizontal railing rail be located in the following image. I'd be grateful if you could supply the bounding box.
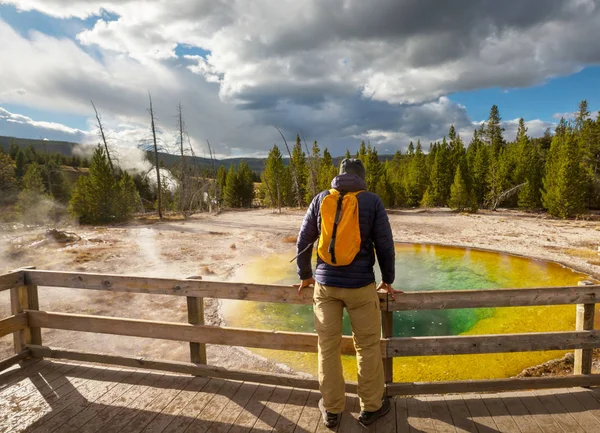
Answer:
[1,268,599,396]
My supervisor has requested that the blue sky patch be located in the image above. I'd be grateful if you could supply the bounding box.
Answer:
[450,66,600,122]
[175,43,210,58]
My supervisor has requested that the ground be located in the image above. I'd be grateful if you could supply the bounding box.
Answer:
[1,208,599,376]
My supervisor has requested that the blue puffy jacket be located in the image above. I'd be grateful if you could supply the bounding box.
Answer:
[296,173,395,288]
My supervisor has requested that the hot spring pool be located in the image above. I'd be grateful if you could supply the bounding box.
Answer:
[222,244,595,382]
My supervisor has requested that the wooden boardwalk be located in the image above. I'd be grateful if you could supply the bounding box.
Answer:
[2,361,600,433]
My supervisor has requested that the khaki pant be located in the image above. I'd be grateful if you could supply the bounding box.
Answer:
[313,282,384,413]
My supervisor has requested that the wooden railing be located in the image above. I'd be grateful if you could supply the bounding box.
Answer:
[1,268,599,396]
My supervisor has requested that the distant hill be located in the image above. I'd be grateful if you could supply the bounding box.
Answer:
[0,135,395,172]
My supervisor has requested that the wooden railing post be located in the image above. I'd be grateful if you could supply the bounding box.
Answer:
[382,294,394,392]
[25,267,41,348]
[10,266,39,356]
[574,305,595,375]
[10,287,30,354]
[187,296,207,364]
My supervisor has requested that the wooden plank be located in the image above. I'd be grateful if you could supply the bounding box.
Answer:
[2,365,108,433]
[99,373,181,433]
[426,395,456,433]
[387,329,600,357]
[24,270,600,310]
[27,367,130,433]
[273,387,310,432]
[381,307,394,384]
[187,296,207,364]
[499,391,543,433]
[28,311,359,355]
[250,386,293,432]
[0,313,28,338]
[27,345,359,392]
[0,349,29,373]
[162,378,226,433]
[0,270,24,292]
[443,395,477,433]
[337,394,360,433]
[375,397,397,433]
[10,285,30,353]
[510,390,563,433]
[460,394,499,433]
[568,388,600,425]
[0,360,76,400]
[406,396,435,433]
[388,285,600,310]
[116,375,191,433]
[229,383,276,433]
[140,376,209,433]
[575,303,596,375]
[293,390,321,433]
[210,382,260,433]
[60,370,153,433]
[23,269,324,305]
[479,394,521,433]
[386,374,600,396]
[0,358,47,393]
[76,372,166,433]
[551,388,600,432]
[395,397,411,433]
[185,379,243,432]
[532,389,586,433]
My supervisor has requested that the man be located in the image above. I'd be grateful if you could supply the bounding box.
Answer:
[295,158,397,428]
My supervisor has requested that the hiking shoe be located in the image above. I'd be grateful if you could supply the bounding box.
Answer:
[318,398,341,429]
[358,397,391,426]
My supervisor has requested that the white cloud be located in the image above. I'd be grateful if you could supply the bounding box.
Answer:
[0,106,93,141]
[1,0,600,155]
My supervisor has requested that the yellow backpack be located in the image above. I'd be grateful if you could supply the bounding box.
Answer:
[317,189,363,266]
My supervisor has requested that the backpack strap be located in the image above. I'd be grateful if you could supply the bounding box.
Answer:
[328,191,346,265]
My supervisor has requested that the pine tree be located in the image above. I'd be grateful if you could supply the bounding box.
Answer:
[518,142,544,210]
[263,144,286,211]
[69,147,137,223]
[238,161,255,207]
[357,140,367,161]
[291,134,307,206]
[0,153,17,205]
[483,105,505,156]
[365,144,382,191]
[216,165,227,207]
[448,165,471,212]
[224,163,240,208]
[423,138,452,206]
[345,149,351,159]
[405,140,427,206]
[17,162,51,224]
[542,131,588,218]
[15,150,25,180]
[319,148,337,191]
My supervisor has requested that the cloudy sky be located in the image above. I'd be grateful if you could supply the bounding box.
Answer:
[1,0,600,158]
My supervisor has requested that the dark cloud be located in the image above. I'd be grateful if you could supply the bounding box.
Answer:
[0,0,597,156]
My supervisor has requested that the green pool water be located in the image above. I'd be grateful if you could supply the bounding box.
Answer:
[222,244,594,382]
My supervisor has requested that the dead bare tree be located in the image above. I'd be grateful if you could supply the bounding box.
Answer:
[302,133,318,199]
[206,139,218,212]
[148,93,163,219]
[175,103,197,217]
[487,182,527,211]
[275,126,302,208]
[91,101,115,176]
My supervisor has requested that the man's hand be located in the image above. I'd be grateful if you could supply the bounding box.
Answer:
[293,277,315,295]
[377,281,403,301]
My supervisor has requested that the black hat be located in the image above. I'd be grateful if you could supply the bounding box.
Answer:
[339,158,366,180]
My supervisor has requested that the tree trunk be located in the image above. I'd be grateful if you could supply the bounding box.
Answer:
[91,101,115,176]
[148,93,163,219]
